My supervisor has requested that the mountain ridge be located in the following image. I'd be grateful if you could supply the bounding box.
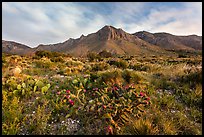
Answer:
[2,25,202,56]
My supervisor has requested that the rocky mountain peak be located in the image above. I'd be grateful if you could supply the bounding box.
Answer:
[79,34,85,40]
[97,25,134,41]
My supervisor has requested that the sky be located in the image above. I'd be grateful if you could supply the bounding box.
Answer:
[2,2,202,48]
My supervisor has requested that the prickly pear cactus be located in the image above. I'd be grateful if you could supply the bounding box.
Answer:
[57,77,151,134]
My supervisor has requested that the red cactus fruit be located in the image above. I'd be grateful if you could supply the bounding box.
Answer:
[66,90,70,94]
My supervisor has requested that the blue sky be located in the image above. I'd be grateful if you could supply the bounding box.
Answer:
[2,2,202,48]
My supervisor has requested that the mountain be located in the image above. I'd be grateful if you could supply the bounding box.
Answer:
[2,25,202,57]
[2,40,33,55]
[133,31,202,51]
[33,25,167,57]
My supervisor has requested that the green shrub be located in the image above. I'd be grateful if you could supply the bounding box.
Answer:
[34,60,53,69]
[98,50,112,58]
[122,69,142,84]
[129,63,150,71]
[97,69,123,84]
[87,52,101,62]
[2,94,23,135]
[57,70,66,75]
[65,60,83,67]
[178,54,188,58]
[21,101,51,135]
[35,50,52,58]
[91,62,110,71]
[35,50,69,58]
[107,59,128,69]
[120,116,159,135]
[181,69,202,86]
[50,57,64,63]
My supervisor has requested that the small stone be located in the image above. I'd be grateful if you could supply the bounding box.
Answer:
[171,110,176,113]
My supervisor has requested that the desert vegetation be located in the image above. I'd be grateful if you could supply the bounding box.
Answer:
[2,50,202,135]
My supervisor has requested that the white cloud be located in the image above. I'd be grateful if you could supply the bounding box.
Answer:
[121,2,202,36]
[148,2,202,35]
[2,2,108,47]
[2,2,202,48]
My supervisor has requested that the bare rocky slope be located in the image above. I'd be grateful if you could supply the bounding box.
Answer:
[134,31,202,51]
[2,25,202,57]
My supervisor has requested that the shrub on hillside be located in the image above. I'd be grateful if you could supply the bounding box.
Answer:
[129,63,150,71]
[34,60,53,69]
[97,69,123,84]
[98,50,112,58]
[107,59,128,69]
[50,57,64,63]
[87,52,101,62]
[35,50,52,58]
[35,50,70,58]
[122,69,142,84]
[178,53,188,58]
[91,62,110,71]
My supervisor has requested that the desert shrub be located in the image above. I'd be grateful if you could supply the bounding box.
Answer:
[151,76,176,90]
[107,59,128,69]
[2,74,52,135]
[90,73,100,82]
[35,50,53,58]
[2,53,7,64]
[24,68,49,76]
[181,68,202,86]
[129,63,150,71]
[83,64,92,72]
[122,69,142,84]
[97,69,123,84]
[21,100,51,135]
[98,50,112,58]
[32,55,41,60]
[120,116,159,135]
[2,93,24,135]
[178,53,188,58]
[35,50,69,58]
[175,83,202,109]
[167,60,179,65]
[173,110,201,135]
[189,107,202,123]
[152,73,164,79]
[34,60,53,69]
[50,56,64,63]
[91,62,110,71]
[57,70,66,75]
[51,51,62,57]
[87,52,101,62]
[66,60,83,67]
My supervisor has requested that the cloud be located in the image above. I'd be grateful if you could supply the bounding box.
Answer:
[149,2,202,35]
[123,2,202,35]
[2,2,108,47]
[2,2,202,48]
